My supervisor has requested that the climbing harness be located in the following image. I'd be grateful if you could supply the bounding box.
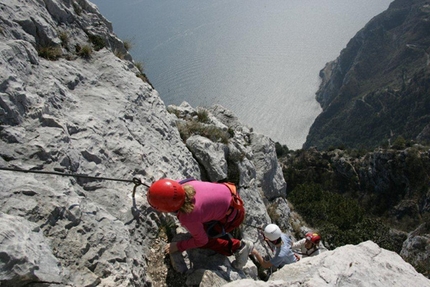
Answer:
[202,182,245,236]
[177,179,245,254]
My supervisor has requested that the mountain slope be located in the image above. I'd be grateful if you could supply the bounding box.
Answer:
[304,0,430,150]
[0,0,429,286]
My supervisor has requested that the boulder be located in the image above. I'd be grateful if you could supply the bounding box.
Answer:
[400,223,430,277]
[223,241,430,287]
[186,135,228,182]
[250,133,287,200]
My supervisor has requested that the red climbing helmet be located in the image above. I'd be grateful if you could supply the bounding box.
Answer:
[147,179,185,212]
[305,232,321,245]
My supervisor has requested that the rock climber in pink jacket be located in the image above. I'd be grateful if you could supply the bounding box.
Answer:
[147,178,253,269]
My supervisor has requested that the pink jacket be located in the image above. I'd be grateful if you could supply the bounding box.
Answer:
[176,181,232,252]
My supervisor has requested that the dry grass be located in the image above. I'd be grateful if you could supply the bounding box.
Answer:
[38,46,62,60]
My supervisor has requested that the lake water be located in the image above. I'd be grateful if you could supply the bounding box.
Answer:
[90,0,392,149]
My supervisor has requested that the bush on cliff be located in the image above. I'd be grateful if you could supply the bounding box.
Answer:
[288,183,405,252]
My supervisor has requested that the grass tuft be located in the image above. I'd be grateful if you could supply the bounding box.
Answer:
[76,44,93,59]
[38,46,62,60]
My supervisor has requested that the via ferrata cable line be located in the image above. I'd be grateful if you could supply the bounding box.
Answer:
[0,166,150,221]
[0,166,149,186]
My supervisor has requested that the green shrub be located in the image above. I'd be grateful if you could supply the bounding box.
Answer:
[38,46,62,60]
[196,109,210,124]
[136,73,151,83]
[135,61,144,74]
[59,31,69,47]
[392,136,406,149]
[287,183,395,249]
[282,153,335,193]
[123,39,132,51]
[88,35,105,51]
[405,147,430,189]
[76,44,92,59]
[267,202,280,223]
[114,49,126,59]
[159,216,177,241]
[275,142,289,157]
[380,139,390,149]
[133,61,152,84]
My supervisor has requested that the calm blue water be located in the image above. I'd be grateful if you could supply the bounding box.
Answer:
[90,0,392,149]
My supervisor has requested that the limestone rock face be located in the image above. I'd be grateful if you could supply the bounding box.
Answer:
[0,0,201,286]
[0,213,62,287]
[223,241,430,287]
[186,135,228,182]
[400,224,430,277]
[250,133,287,200]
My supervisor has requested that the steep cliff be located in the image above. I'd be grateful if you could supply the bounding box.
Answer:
[0,1,197,286]
[304,0,430,150]
[280,145,430,277]
[0,0,429,286]
[0,0,288,285]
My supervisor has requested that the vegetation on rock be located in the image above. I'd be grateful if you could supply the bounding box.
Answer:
[278,143,430,276]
